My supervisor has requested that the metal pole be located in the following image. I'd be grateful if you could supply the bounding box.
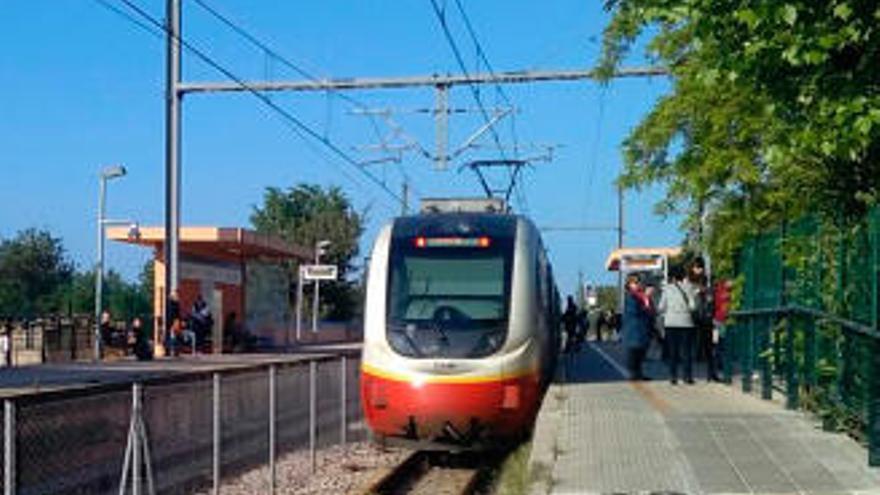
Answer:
[132,383,142,495]
[340,356,347,445]
[212,373,220,495]
[617,183,624,311]
[268,365,276,494]
[312,249,320,334]
[4,399,15,495]
[309,360,317,472]
[164,0,182,338]
[435,84,449,170]
[402,180,409,216]
[95,177,106,361]
[296,267,303,342]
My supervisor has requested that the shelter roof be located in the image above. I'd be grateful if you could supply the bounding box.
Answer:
[605,246,682,272]
[107,226,310,262]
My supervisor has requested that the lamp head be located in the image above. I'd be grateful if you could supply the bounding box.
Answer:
[316,239,331,257]
[101,165,127,180]
[127,222,141,241]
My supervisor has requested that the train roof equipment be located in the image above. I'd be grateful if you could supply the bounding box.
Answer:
[419,197,509,215]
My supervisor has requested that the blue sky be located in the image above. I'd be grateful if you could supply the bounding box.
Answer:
[0,1,680,295]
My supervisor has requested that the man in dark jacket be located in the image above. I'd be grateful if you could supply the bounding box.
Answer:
[561,296,579,353]
[622,273,655,380]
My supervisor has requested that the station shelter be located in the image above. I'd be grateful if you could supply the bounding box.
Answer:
[605,246,682,286]
[107,226,309,355]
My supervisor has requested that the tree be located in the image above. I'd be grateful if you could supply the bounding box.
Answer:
[598,0,880,275]
[0,228,74,317]
[65,269,152,321]
[595,285,620,313]
[251,184,365,320]
[137,260,154,312]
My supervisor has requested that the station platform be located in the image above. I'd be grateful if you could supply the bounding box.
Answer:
[0,342,360,398]
[529,341,880,495]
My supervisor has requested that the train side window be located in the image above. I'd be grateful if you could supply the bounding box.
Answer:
[536,244,549,312]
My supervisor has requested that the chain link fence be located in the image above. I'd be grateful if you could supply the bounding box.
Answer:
[726,208,880,466]
[2,351,363,494]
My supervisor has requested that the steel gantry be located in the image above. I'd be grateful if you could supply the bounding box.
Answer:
[160,0,667,330]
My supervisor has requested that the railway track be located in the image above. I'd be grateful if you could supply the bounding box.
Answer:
[364,450,492,495]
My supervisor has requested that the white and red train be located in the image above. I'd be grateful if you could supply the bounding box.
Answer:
[360,201,560,447]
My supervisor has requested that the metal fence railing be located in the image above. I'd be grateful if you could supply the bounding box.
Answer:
[0,316,139,366]
[1,351,364,494]
[726,208,880,467]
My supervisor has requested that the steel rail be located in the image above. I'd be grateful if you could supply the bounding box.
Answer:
[363,450,483,495]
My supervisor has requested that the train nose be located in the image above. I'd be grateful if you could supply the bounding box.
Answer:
[362,370,541,443]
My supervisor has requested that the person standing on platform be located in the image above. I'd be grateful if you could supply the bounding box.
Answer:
[659,265,697,384]
[622,274,655,380]
[689,257,717,381]
[588,306,602,342]
[712,278,732,380]
[561,296,579,353]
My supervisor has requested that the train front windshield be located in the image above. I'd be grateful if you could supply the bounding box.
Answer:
[387,236,512,358]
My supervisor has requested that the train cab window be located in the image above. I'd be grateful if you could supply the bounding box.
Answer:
[387,242,512,359]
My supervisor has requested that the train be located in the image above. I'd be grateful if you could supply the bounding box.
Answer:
[360,198,560,447]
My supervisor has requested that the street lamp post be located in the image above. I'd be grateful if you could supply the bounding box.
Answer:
[94,165,127,361]
[312,240,331,333]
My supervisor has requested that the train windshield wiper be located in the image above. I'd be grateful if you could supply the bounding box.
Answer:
[389,324,423,357]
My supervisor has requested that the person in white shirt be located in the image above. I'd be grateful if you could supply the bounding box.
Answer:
[658,265,697,385]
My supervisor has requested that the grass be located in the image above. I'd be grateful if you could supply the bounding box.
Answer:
[487,441,537,495]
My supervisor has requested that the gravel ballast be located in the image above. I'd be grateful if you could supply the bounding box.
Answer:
[196,442,409,495]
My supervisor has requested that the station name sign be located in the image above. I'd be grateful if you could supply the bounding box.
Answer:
[301,264,338,281]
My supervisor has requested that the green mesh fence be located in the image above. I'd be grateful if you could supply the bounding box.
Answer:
[729,208,880,465]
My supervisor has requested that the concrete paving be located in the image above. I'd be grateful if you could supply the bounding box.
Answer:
[528,340,880,495]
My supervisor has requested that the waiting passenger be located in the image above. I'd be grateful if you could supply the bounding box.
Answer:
[561,296,579,353]
[659,265,697,384]
[622,274,654,380]
[132,317,153,361]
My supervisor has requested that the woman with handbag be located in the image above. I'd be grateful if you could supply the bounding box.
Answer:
[658,265,697,384]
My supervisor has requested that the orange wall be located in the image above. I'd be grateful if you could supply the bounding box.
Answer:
[152,258,244,355]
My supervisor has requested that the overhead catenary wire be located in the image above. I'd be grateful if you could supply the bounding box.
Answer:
[451,0,531,215]
[189,0,386,142]
[191,0,422,203]
[427,0,506,160]
[429,0,536,214]
[94,0,165,39]
[110,0,405,209]
[582,85,607,225]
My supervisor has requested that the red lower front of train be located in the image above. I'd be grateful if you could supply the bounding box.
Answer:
[361,366,542,444]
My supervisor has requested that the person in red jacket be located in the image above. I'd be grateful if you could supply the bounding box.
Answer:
[712,278,732,381]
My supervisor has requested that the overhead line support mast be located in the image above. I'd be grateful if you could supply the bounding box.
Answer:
[161,0,666,333]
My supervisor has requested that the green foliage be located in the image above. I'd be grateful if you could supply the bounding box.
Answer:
[63,269,151,321]
[595,285,620,312]
[599,0,880,275]
[250,184,366,320]
[0,228,74,317]
[0,228,151,321]
[138,259,154,308]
